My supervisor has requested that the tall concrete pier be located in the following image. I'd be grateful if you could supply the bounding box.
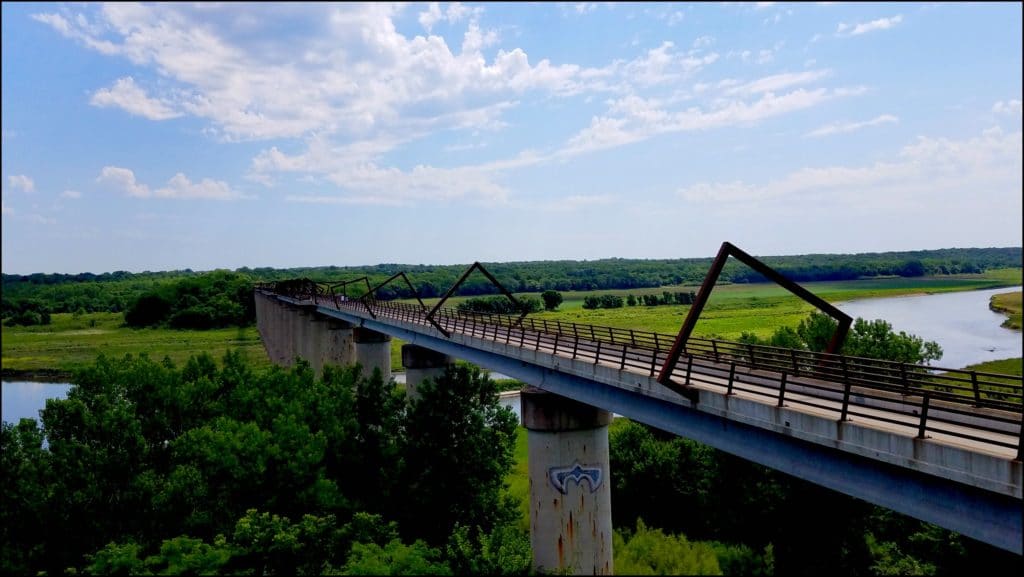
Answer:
[352,326,392,382]
[401,344,453,400]
[255,292,382,379]
[521,386,613,575]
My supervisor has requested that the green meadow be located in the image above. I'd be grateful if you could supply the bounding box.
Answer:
[3,269,1020,380]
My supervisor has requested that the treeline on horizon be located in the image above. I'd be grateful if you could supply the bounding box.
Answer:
[2,247,1020,325]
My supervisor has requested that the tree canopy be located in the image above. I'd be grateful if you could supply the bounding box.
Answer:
[0,352,526,575]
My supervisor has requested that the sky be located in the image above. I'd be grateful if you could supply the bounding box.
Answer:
[1,2,1021,275]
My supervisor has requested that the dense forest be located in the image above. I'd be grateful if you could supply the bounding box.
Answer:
[2,247,1020,328]
[3,351,1020,575]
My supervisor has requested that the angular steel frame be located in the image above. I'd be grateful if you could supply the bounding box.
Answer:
[657,241,853,390]
[358,272,439,330]
[426,261,527,338]
[326,277,372,301]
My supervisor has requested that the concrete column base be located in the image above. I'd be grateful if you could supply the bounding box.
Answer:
[353,327,392,382]
[522,386,613,575]
[401,344,454,400]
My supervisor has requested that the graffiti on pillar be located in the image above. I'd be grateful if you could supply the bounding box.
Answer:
[548,463,602,494]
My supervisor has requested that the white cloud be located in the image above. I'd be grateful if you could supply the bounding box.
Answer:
[836,15,903,37]
[418,2,478,32]
[725,69,830,95]
[7,174,35,193]
[754,2,777,9]
[97,166,151,197]
[806,114,898,137]
[97,166,244,200]
[90,77,180,120]
[33,4,584,142]
[562,85,845,156]
[678,128,1022,206]
[60,190,82,199]
[993,99,1022,116]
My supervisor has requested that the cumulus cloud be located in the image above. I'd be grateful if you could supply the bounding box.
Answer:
[806,114,898,137]
[560,73,851,156]
[90,77,180,120]
[993,99,1022,115]
[97,166,244,200]
[7,174,35,193]
[837,15,902,37]
[678,128,1022,206]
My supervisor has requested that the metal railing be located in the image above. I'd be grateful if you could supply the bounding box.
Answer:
[259,282,1023,458]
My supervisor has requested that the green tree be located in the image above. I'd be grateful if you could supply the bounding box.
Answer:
[342,539,451,576]
[613,519,723,575]
[540,290,563,311]
[399,365,519,545]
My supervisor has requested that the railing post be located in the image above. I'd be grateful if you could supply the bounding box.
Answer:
[917,393,931,439]
[520,327,526,347]
[748,343,756,367]
[594,340,602,364]
[572,335,579,360]
[543,319,549,333]
[791,349,799,376]
[685,355,693,385]
[630,329,636,347]
[726,362,736,395]
[840,375,852,421]
[712,340,719,362]
[620,344,628,370]
[654,333,660,350]
[971,371,981,406]
[777,372,788,407]
[900,363,908,394]
[649,351,658,377]
[590,326,596,341]
[553,332,560,355]
[841,355,850,391]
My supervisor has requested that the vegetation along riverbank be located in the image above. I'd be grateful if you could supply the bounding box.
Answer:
[3,267,1021,382]
[990,290,1023,330]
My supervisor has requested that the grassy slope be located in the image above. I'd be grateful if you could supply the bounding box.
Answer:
[990,291,1022,330]
[4,269,1020,380]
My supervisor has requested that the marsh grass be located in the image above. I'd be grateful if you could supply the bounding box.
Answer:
[990,291,1022,330]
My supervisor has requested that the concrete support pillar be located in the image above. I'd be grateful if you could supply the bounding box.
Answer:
[353,327,392,382]
[522,386,613,575]
[321,319,355,374]
[401,344,454,400]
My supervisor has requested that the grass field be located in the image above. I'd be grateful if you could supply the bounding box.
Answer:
[4,269,1020,381]
[990,290,1022,330]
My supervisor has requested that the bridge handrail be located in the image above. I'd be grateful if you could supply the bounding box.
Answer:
[260,287,1023,458]
[439,306,1023,410]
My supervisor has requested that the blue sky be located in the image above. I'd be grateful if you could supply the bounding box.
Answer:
[2,2,1021,275]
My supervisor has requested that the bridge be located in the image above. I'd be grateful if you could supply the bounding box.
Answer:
[254,244,1022,574]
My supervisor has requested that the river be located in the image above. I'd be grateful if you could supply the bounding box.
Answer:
[835,285,1022,371]
[4,285,1020,425]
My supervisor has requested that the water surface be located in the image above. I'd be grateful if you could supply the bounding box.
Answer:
[836,286,1022,370]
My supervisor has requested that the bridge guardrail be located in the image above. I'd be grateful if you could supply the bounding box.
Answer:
[258,285,1023,458]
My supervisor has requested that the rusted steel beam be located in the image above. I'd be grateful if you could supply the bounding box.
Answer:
[359,271,435,328]
[657,241,852,391]
[426,261,527,337]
